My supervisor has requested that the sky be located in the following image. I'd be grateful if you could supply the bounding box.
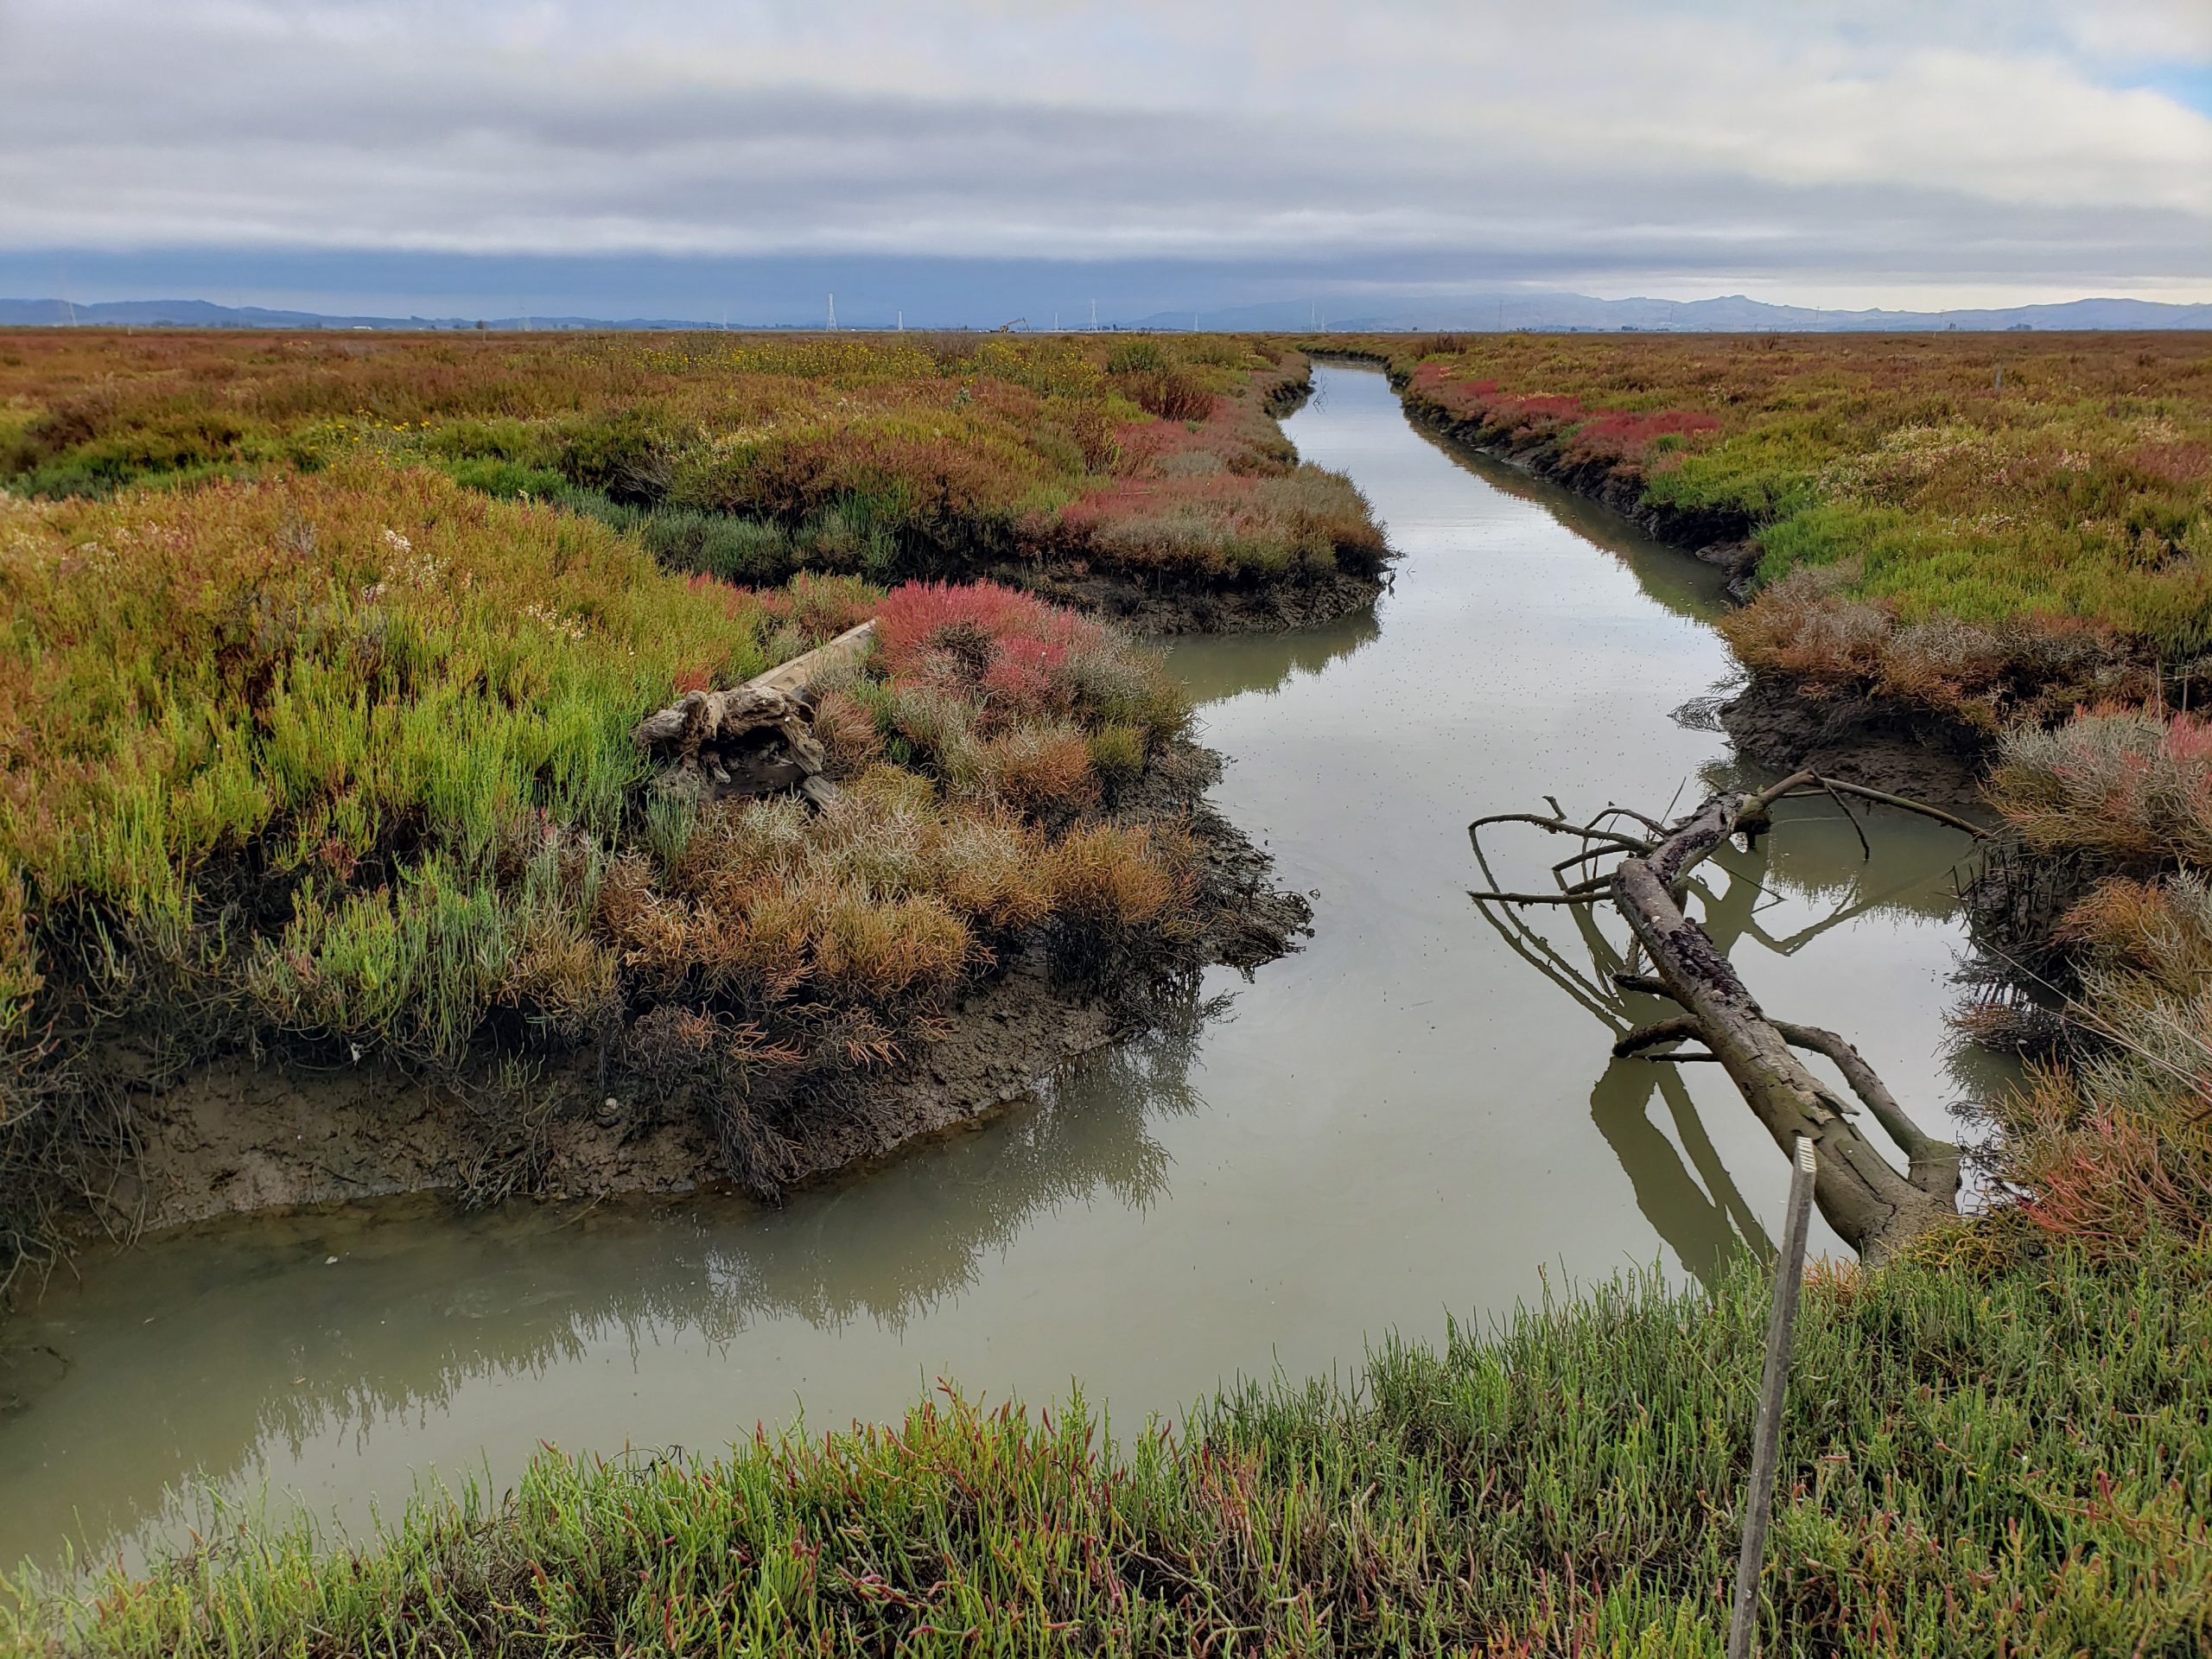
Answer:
[3,0,2209,323]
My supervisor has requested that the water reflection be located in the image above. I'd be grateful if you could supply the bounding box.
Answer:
[1159,604,1380,702]
[1405,423,1734,626]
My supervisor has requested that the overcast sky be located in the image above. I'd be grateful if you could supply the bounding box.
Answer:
[4,0,2209,320]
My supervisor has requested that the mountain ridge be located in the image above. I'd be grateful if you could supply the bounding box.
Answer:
[3,292,2208,334]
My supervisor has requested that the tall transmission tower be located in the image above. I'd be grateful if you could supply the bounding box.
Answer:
[1090,299,1098,331]
[826,293,836,331]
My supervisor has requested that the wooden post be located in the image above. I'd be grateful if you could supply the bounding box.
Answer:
[1727,1134,1817,1659]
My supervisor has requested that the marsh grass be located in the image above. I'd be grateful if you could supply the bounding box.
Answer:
[0,330,1383,597]
[10,1243,2209,1655]
[1962,707,2212,1256]
[0,462,1205,1271]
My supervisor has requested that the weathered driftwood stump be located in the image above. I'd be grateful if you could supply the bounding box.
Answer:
[1471,770,1977,1262]
[633,620,875,809]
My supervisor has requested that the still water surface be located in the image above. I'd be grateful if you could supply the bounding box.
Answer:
[0,365,2003,1572]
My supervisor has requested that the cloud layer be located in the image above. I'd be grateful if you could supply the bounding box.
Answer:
[4,0,2208,302]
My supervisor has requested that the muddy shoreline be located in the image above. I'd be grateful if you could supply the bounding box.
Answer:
[85,739,1309,1246]
[1004,563,1388,635]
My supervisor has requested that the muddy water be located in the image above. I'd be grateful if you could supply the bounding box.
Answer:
[0,365,2005,1574]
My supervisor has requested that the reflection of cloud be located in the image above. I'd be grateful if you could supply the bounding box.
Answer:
[0,988,1230,1567]
[4,2,2207,296]
[1398,418,1735,626]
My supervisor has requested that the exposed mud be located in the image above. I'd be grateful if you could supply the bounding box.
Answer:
[105,741,1309,1240]
[1004,563,1387,635]
[1717,675,1992,814]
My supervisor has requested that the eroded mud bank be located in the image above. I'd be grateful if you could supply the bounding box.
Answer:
[99,741,1308,1237]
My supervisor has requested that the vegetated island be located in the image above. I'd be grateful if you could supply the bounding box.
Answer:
[0,328,1383,1266]
[6,328,2212,1654]
[0,329,1387,632]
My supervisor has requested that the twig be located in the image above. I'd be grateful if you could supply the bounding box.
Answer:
[1468,812,1649,855]
[1613,1015,1706,1055]
[1595,804,1670,836]
[1813,774,1872,861]
[1467,888,1606,906]
[1774,776,1986,840]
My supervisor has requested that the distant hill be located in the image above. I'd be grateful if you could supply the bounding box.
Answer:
[3,291,2209,334]
[0,298,704,331]
[1141,293,2212,334]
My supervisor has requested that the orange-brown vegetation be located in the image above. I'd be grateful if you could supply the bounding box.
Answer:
[0,328,1384,597]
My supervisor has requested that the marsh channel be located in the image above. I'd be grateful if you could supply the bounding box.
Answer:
[0,364,2014,1574]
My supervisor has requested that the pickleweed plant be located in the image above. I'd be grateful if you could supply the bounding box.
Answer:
[0,327,1386,599]
[0,475,1210,1270]
[1370,329,2212,721]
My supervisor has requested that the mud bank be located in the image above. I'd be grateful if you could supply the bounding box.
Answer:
[88,741,1308,1243]
[1717,677,1992,813]
[1004,562,1387,635]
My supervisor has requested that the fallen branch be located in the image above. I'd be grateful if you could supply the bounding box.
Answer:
[1468,811,1650,855]
[634,620,875,805]
[1467,891,1607,906]
[1790,777,1987,840]
[1770,1021,1962,1198]
[1737,768,1987,842]
[1477,776,1966,1260]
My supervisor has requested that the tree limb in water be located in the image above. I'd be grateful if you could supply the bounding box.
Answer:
[1465,888,1607,906]
[1475,772,1967,1260]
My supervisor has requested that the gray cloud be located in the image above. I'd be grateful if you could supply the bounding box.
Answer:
[3,0,2207,302]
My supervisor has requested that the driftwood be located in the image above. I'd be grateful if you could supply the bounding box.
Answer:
[1471,769,1976,1261]
[634,620,876,808]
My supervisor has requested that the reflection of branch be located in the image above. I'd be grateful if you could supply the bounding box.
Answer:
[1589,1058,1773,1291]
[1473,818,1789,1284]
[1722,866,1956,957]
[1652,1065,1775,1259]
[1466,887,1627,1031]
